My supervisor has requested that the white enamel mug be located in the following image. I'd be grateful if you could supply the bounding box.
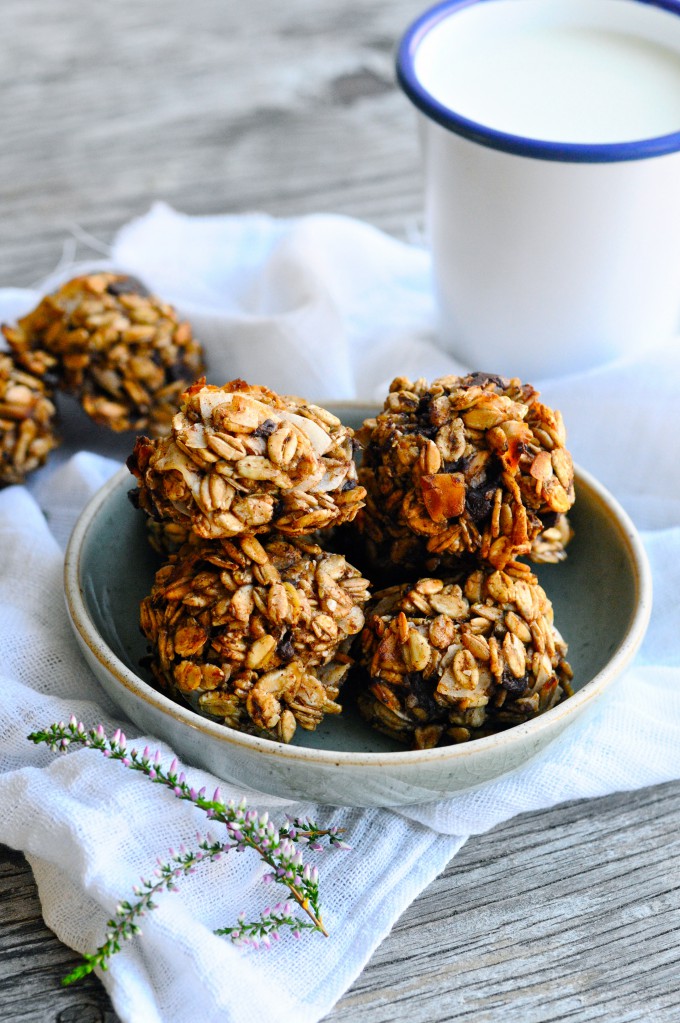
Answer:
[397,0,680,379]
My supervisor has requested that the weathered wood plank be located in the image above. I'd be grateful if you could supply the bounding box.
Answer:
[0,0,425,286]
[330,782,680,1022]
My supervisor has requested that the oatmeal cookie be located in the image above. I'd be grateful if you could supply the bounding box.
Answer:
[357,564,572,749]
[140,532,371,742]
[0,352,58,484]
[2,273,204,435]
[128,379,365,540]
[357,372,575,572]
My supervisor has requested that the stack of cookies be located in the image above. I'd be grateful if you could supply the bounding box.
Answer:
[128,379,371,744]
[353,372,575,749]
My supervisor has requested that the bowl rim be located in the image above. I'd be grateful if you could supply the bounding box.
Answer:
[64,458,652,768]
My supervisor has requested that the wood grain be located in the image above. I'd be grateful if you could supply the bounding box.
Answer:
[0,0,425,287]
[1,1,680,1021]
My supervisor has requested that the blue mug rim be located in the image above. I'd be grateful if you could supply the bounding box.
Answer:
[396,0,680,163]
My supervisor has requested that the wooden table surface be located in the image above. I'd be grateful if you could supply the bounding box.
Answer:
[2,2,679,1021]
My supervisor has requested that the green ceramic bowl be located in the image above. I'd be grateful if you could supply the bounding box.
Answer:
[64,404,652,807]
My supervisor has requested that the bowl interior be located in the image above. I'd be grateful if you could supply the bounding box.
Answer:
[77,404,641,756]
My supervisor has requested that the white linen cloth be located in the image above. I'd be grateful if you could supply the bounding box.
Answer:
[1,203,679,1023]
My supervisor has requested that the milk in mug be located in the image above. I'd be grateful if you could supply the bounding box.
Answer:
[415,6,680,143]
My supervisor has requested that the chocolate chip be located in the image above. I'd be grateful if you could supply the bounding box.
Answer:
[252,418,278,438]
[400,422,438,438]
[500,669,529,695]
[416,394,432,417]
[106,276,150,298]
[404,672,447,722]
[464,371,507,389]
[272,497,285,520]
[277,631,295,662]
[465,486,495,524]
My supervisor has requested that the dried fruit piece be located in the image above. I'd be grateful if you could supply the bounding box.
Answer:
[357,563,572,748]
[128,379,366,540]
[140,532,371,742]
[0,352,59,484]
[2,273,204,435]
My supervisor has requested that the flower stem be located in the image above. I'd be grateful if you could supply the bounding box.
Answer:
[27,718,351,979]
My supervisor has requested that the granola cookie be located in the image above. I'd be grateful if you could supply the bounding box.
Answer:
[140,532,371,743]
[2,273,204,435]
[357,564,572,749]
[357,372,575,572]
[128,379,366,540]
[0,352,59,484]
